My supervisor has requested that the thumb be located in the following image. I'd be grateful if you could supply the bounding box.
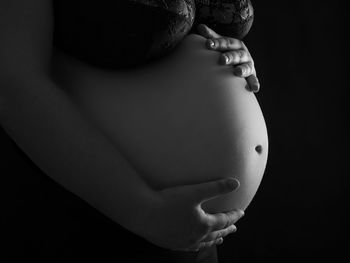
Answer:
[197,24,222,39]
[190,178,240,205]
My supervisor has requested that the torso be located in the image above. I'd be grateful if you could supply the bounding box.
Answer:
[2,2,267,260]
[52,34,268,213]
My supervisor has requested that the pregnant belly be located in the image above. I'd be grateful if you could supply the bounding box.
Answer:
[53,34,268,213]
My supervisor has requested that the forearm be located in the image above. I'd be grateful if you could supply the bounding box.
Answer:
[0,74,156,235]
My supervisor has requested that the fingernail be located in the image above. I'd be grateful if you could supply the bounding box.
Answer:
[235,209,245,219]
[207,39,215,49]
[251,84,260,93]
[220,54,229,65]
[227,178,240,190]
[234,67,243,76]
[252,80,260,93]
[217,238,224,245]
[230,225,237,232]
[239,210,245,218]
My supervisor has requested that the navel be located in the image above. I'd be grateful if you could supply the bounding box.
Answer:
[255,145,263,155]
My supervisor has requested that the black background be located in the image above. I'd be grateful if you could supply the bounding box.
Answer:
[1,0,348,262]
[218,0,348,262]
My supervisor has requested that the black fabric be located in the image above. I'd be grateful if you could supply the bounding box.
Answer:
[52,0,196,69]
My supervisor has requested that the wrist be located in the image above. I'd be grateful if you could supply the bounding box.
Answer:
[122,187,161,239]
[136,190,164,243]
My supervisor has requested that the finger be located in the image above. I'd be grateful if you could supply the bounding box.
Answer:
[215,238,224,246]
[191,178,240,205]
[233,62,254,78]
[197,238,224,250]
[246,74,260,93]
[202,224,237,242]
[197,23,221,39]
[207,37,243,51]
[219,49,250,65]
[206,209,245,231]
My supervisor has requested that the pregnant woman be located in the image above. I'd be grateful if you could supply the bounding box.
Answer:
[0,0,267,262]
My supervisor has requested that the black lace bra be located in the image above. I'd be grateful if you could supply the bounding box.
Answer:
[53,0,196,68]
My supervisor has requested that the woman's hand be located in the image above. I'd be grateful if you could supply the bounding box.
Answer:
[144,178,244,251]
[197,24,260,93]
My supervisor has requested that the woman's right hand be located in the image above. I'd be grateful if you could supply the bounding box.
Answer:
[144,177,244,251]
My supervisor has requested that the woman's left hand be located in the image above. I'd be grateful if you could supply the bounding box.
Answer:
[197,24,260,93]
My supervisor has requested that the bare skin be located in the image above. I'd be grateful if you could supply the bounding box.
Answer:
[196,24,260,93]
[0,0,258,252]
[141,178,244,251]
